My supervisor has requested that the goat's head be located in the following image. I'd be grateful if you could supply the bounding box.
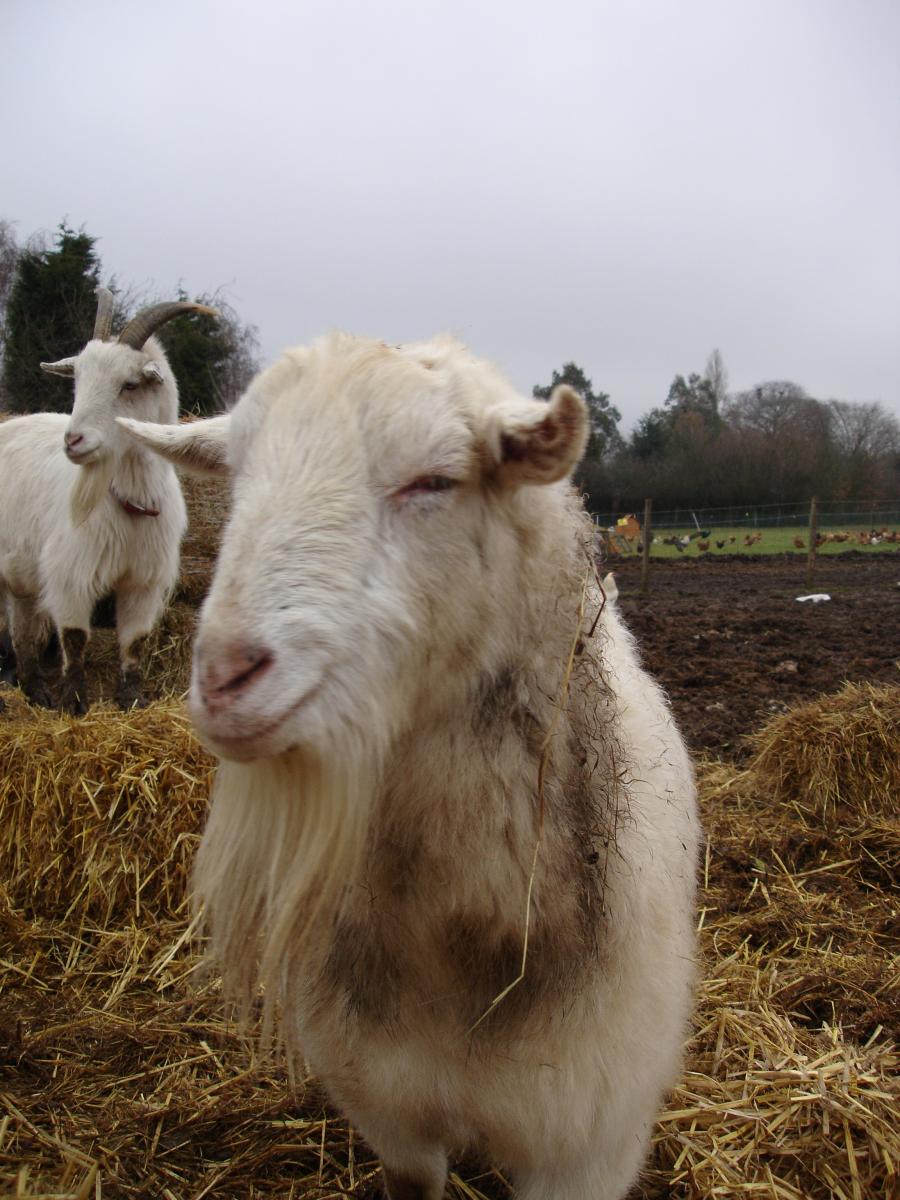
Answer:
[119,334,588,763]
[41,289,218,516]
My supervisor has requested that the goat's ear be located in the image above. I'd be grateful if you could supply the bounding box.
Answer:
[40,356,77,378]
[116,414,232,477]
[142,362,164,385]
[488,385,589,486]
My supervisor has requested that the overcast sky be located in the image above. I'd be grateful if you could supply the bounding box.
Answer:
[4,0,899,428]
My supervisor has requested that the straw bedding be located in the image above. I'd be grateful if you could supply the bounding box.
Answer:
[0,682,896,1199]
[748,680,899,818]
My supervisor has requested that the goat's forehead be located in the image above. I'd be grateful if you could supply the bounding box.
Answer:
[77,341,143,378]
[236,337,484,451]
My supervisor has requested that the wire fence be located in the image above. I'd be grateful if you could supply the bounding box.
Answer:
[592,499,900,533]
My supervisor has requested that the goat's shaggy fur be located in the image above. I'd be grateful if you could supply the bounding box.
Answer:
[0,334,186,710]
[122,333,699,1200]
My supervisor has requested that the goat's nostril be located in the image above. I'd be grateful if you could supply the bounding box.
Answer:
[217,650,273,695]
[65,433,83,449]
[201,646,274,706]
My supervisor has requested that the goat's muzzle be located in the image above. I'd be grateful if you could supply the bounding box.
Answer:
[64,431,93,463]
[196,641,275,716]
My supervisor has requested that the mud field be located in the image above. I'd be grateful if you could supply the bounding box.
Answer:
[609,551,900,757]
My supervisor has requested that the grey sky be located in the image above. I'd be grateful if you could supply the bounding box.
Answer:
[4,0,899,428]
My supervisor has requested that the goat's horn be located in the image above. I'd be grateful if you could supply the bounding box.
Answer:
[118,301,220,350]
[93,286,114,341]
[40,356,78,377]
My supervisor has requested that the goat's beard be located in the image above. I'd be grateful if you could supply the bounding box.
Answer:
[69,457,116,526]
[192,748,375,1059]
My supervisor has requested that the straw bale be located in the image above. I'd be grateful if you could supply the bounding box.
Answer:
[0,691,212,926]
[0,690,896,1198]
[747,681,899,818]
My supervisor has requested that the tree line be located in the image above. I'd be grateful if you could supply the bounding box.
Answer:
[0,221,259,417]
[534,352,899,513]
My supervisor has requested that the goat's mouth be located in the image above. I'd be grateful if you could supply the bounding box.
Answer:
[65,444,101,465]
[189,679,326,763]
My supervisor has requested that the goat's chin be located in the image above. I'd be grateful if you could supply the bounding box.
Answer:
[189,693,325,764]
[196,724,301,764]
[69,457,115,526]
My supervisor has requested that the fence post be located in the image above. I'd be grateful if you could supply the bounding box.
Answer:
[806,496,818,587]
[641,497,653,595]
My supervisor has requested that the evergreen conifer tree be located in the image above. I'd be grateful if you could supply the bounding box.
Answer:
[2,223,100,414]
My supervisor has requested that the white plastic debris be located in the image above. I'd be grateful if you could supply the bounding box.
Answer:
[795,593,831,603]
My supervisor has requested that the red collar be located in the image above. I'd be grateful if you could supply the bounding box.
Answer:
[111,489,160,517]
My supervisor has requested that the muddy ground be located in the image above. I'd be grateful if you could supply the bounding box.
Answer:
[609,550,900,757]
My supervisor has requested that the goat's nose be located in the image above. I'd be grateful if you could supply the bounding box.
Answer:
[64,432,83,449]
[197,642,274,712]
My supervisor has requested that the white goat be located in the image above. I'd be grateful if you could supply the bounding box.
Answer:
[0,288,216,712]
[122,333,699,1200]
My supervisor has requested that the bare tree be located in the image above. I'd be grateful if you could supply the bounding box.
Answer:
[0,222,18,319]
[0,221,20,403]
[704,348,729,415]
[827,399,900,458]
[725,381,815,438]
[827,400,900,500]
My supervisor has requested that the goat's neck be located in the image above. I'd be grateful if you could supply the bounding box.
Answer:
[377,492,609,918]
[382,555,593,872]
[111,442,177,510]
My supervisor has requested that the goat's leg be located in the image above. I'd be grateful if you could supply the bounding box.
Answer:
[381,1158,447,1200]
[514,1137,648,1200]
[337,1109,447,1200]
[58,627,90,715]
[0,628,14,686]
[377,1140,447,1200]
[0,605,10,712]
[44,578,94,713]
[114,584,165,709]
[0,591,15,688]
[7,594,53,708]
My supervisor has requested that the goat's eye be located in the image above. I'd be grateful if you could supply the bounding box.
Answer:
[395,475,458,500]
[416,475,456,492]
[121,380,140,393]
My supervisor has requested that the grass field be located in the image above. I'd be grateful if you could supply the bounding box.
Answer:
[606,524,900,558]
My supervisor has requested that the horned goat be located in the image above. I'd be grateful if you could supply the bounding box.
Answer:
[121,333,699,1200]
[0,288,216,712]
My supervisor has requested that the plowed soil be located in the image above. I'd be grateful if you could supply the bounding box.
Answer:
[610,551,900,757]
